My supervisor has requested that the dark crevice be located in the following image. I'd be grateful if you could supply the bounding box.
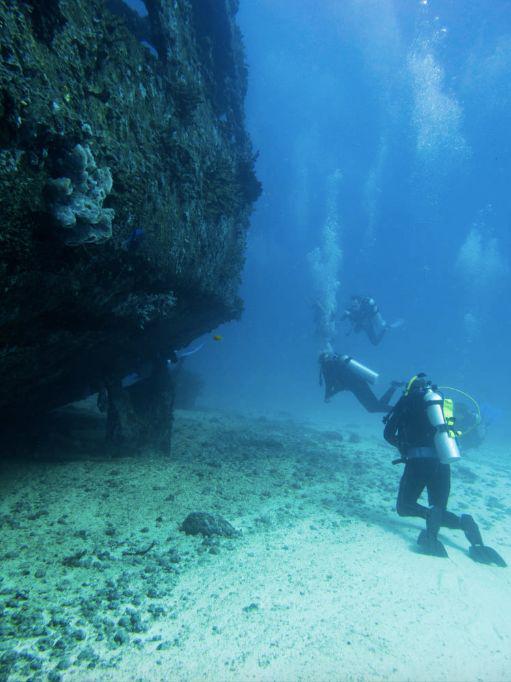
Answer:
[22,0,67,45]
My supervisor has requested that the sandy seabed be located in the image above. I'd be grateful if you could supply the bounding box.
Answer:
[1,404,510,682]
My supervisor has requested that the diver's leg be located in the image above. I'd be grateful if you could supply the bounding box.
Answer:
[397,461,449,557]
[365,324,379,345]
[351,382,387,413]
[412,460,449,557]
[367,313,387,345]
[460,514,483,544]
[426,464,506,565]
[396,461,428,519]
[378,383,399,411]
[427,462,462,529]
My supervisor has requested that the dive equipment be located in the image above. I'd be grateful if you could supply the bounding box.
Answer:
[469,545,507,567]
[417,530,448,558]
[460,515,507,566]
[341,356,379,385]
[404,373,430,396]
[442,398,462,438]
[439,386,481,438]
[424,387,461,464]
[460,514,483,545]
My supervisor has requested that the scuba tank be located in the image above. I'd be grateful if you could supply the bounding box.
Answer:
[424,388,461,464]
[341,355,379,385]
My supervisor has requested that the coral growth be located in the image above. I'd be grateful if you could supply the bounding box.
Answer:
[46,144,114,245]
[113,292,177,330]
[0,0,260,430]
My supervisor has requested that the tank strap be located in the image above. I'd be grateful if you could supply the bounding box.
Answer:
[425,399,443,407]
[435,423,460,440]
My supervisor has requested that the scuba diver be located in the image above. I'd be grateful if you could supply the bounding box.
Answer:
[342,295,403,346]
[383,373,506,566]
[319,352,401,413]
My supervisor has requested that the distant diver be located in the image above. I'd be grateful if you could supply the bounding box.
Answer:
[342,295,403,346]
[454,400,486,450]
[383,373,507,566]
[118,344,205,390]
[319,352,400,414]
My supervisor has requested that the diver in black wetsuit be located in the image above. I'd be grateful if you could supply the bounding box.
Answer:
[319,352,399,413]
[383,373,506,566]
[342,296,388,345]
[342,295,403,346]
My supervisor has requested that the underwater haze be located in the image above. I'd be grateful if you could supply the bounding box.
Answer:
[191,0,511,433]
[2,1,511,681]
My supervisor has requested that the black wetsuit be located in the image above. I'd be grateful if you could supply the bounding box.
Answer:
[383,385,506,565]
[383,391,462,530]
[319,354,396,414]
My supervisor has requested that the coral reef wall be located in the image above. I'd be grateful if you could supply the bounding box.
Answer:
[0,0,260,421]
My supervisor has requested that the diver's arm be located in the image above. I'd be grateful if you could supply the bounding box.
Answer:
[383,401,402,446]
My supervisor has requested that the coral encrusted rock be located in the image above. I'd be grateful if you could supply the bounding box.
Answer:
[46,144,114,245]
[0,0,261,436]
[180,512,241,538]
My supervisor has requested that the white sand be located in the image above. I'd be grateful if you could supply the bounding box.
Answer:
[1,406,510,681]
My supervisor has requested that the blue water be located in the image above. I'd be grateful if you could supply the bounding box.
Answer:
[2,6,510,681]
[186,0,511,440]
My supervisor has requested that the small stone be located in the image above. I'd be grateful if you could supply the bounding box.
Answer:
[148,604,165,618]
[179,512,241,538]
[156,641,171,651]
[114,629,129,645]
[30,658,43,671]
[56,658,71,670]
[52,639,67,651]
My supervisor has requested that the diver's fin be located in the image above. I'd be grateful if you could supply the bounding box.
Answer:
[388,318,404,330]
[417,530,448,558]
[460,514,484,545]
[469,545,507,567]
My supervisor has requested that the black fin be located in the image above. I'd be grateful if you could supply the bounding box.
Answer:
[460,514,484,546]
[469,545,507,567]
[417,530,448,558]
